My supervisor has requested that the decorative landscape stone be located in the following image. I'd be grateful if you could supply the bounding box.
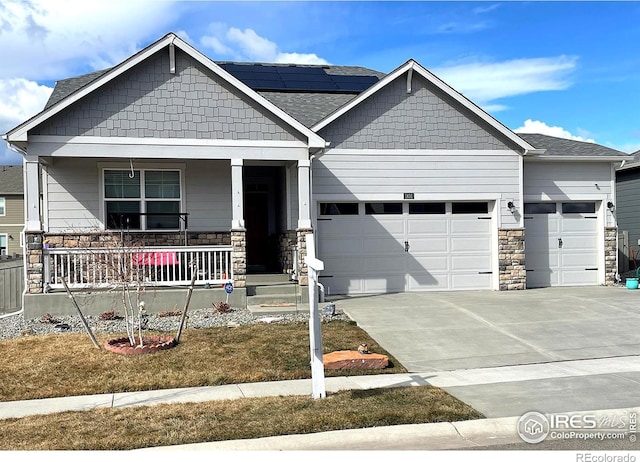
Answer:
[323,350,389,370]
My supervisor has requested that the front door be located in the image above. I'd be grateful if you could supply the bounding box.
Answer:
[245,187,270,270]
[243,166,284,273]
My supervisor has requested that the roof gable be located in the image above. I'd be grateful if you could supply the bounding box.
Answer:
[5,33,325,149]
[312,59,539,154]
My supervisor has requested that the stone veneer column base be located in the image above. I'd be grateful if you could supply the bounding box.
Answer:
[231,230,247,288]
[296,228,313,286]
[604,227,617,286]
[25,231,44,294]
[498,228,526,291]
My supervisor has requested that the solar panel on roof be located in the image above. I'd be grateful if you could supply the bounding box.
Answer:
[284,80,338,91]
[219,62,379,93]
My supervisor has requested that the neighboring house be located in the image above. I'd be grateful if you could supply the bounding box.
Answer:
[0,165,24,256]
[615,149,640,271]
[1,33,630,315]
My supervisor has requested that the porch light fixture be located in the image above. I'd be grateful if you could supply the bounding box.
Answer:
[507,201,516,213]
[607,201,615,212]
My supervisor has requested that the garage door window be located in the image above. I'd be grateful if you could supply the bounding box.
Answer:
[365,203,402,214]
[452,202,489,214]
[409,202,446,214]
[319,203,359,216]
[562,202,596,214]
[524,203,557,214]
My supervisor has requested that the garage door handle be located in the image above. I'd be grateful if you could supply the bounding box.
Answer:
[404,241,410,252]
[558,238,563,248]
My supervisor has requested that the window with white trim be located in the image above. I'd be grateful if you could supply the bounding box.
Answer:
[104,169,182,230]
[0,197,5,216]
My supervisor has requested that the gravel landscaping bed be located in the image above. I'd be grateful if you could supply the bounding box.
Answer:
[0,305,351,342]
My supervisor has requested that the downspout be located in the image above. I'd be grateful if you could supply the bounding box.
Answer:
[0,139,28,319]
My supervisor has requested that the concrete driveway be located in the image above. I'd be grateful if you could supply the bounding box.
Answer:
[330,286,640,418]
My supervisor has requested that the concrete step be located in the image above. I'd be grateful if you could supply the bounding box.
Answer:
[246,293,302,306]
[247,283,300,297]
[246,273,292,285]
[248,303,309,316]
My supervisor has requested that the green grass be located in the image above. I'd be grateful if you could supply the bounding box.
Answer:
[0,319,485,450]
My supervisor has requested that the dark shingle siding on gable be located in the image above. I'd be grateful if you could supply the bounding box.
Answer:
[518,133,629,158]
[0,166,23,194]
[41,62,383,129]
[34,50,301,142]
[318,74,511,150]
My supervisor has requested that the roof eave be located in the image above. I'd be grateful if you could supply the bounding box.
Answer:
[525,155,630,162]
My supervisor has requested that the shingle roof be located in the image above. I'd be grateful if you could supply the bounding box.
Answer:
[616,149,640,171]
[42,62,384,127]
[518,133,630,158]
[0,165,23,194]
[45,69,111,109]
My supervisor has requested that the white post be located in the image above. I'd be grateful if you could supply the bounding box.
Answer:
[24,155,42,232]
[231,159,245,230]
[305,234,326,398]
[297,159,312,229]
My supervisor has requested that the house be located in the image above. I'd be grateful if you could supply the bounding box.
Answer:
[0,165,24,256]
[1,33,630,316]
[615,149,640,272]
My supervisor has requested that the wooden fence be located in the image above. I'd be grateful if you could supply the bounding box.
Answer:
[0,256,23,314]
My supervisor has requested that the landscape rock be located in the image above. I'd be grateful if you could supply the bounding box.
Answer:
[323,350,389,370]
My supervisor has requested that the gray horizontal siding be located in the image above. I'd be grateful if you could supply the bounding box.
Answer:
[524,162,613,199]
[46,159,233,233]
[616,171,640,249]
[0,195,23,224]
[313,149,520,226]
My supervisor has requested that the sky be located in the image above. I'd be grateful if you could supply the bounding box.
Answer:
[1,0,639,164]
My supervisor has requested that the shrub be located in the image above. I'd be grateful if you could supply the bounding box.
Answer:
[39,313,61,324]
[158,310,182,317]
[99,310,122,321]
[213,301,232,313]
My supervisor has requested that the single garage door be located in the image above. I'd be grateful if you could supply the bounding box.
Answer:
[317,201,493,295]
[524,202,599,288]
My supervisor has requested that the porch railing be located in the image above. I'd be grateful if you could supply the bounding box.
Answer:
[44,245,233,290]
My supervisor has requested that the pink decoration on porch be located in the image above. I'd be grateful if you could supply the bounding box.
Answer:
[133,251,179,266]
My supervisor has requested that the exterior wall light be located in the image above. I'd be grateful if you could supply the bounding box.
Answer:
[507,201,516,213]
[607,201,615,212]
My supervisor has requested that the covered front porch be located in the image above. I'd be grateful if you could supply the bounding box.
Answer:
[22,154,317,316]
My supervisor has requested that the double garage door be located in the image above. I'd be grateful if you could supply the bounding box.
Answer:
[317,201,493,295]
[524,202,599,288]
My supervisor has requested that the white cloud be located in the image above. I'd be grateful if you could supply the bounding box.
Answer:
[514,119,596,143]
[433,56,577,110]
[0,77,53,164]
[0,0,177,80]
[201,23,329,65]
[0,77,53,135]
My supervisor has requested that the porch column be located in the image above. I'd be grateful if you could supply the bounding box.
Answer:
[230,159,246,288]
[297,159,312,229]
[231,159,245,230]
[24,155,44,293]
[24,155,42,232]
[297,159,312,285]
